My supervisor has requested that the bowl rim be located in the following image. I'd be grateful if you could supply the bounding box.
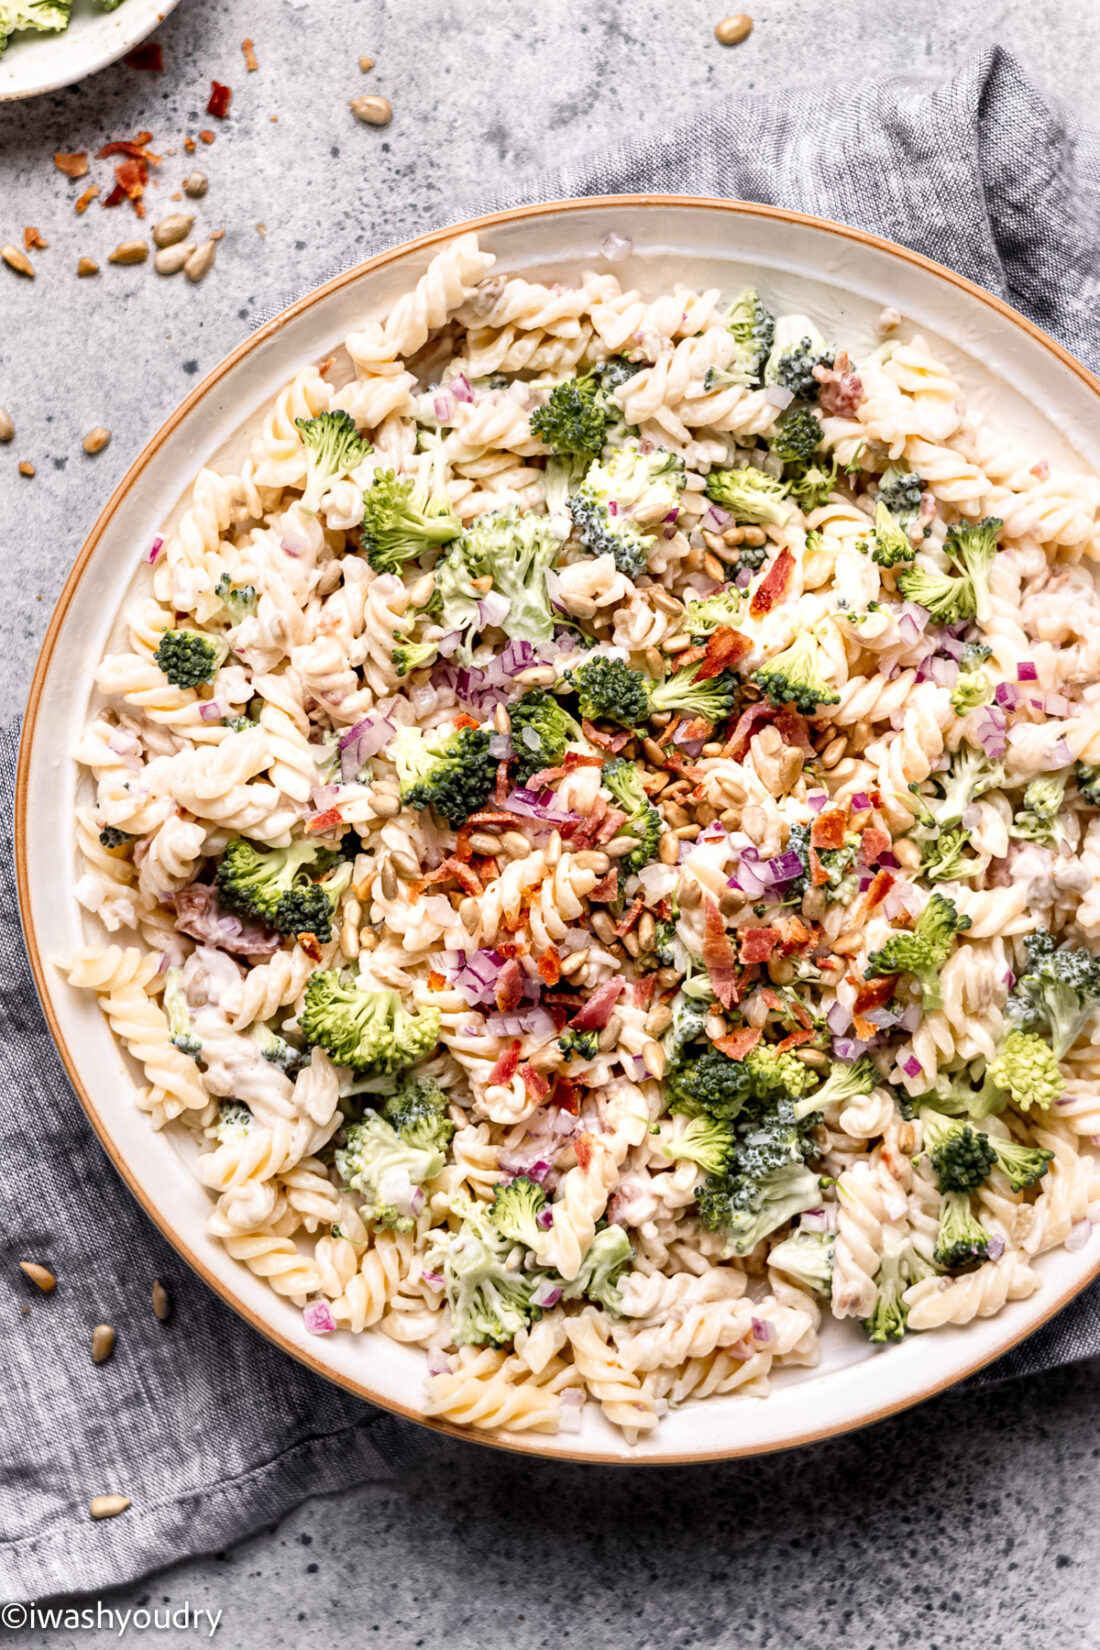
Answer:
[17,192,1100,1464]
[0,0,183,102]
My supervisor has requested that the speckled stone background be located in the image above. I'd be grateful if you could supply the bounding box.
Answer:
[3,2,1100,1645]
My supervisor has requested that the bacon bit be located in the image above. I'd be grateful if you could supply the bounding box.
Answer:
[810,807,847,851]
[101,184,127,208]
[772,914,813,956]
[787,996,816,1031]
[749,548,795,618]
[614,897,645,938]
[54,150,89,179]
[696,626,753,680]
[594,808,629,845]
[207,81,233,118]
[488,1040,522,1087]
[574,1131,595,1170]
[494,941,528,960]
[537,948,562,987]
[199,130,216,145]
[723,701,778,761]
[550,1076,580,1115]
[184,138,196,153]
[453,711,480,731]
[853,977,897,1017]
[75,184,99,213]
[1030,459,1051,481]
[466,810,525,829]
[588,868,619,903]
[774,709,814,754]
[581,717,630,754]
[113,156,148,215]
[97,138,161,160]
[524,764,568,788]
[305,805,343,834]
[453,827,473,863]
[775,1028,816,1054]
[858,868,895,920]
[703,896,740,1008]
[241,36,258,71]
[632,976,656,1010]
[124,40,164,70]
[521,1065,550,1105]
[759,987,785,1011]
[739,927,779,964]
[673,644,708,673]
[495,958,525,1014]
[494,760,511,806]
[859,827,892,867]
[426,970,447,991]
[808,847,830,887]
[23,228,48,251]
[414,856,484,897]
[815,352,864,419]
[714,1025,762,1060]
[570,978,624,1031]
[298,933,321,963]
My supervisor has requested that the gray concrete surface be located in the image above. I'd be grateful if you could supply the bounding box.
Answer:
[3,1,1100,1644]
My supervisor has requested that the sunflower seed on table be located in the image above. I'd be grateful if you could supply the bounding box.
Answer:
[77,257,99,277]
[0,407,12,442]
[83,426,110,454]
[155,242,196,276]
[182,172,209,198]
[184,240,216,282]
[349,94,392,126]
[152,1279,171,1321]
[19,1261,55,1291]
[2,245,33,276]
[715,14,754,45]
[90,1495,130,1520]
[152,213,195,248]
[91,1324,116,1363]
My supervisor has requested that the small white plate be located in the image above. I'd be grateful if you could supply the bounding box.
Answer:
[18,197,1100,1461]
[0,0,181,102]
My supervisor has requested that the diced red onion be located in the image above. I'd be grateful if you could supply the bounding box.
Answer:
[898,1004,921,1033]
[994,682,1020,709]
[1048,737,1072,766]
[198,701,223,723]
[477,591,511,629]
[488,732,512,758]
[850,792,871,812]
[986,1233,1007,1262]
[338,712,396,778]
[144,535,164,565]
[1045,692,1070,717]
[751,1316,774,1343]
[303,1301,336,1335]
[536,1205,554,1229]
[1017,661,1038,681]
[878,851,899,869]
[1002,969,1016,989]
[929,655,959,687]
[531,1281,563,1308]
[484,1007,556,1040]
[800,1207,837,1234]
[433,389,456,423]
[826,1000,853,1035]
[450,372,474,404]
[863,1006,900,1028]
[934,632,966,660]
[600,231,632,261]
[504,786,582,828]
[761,850,804,887]
[427,1348,453,1375]
[833,1036,869,1059]
[701,504,730,531]
[901,1054,923,1079]
[973,706,1007,758]
[807,792,828,814]
[762,383,795,410]
[897,612,922,648]
[420,1270,445,1288]
[899,601,930,634]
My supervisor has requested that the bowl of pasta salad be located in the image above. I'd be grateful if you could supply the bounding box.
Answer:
[19,197,1100,1460]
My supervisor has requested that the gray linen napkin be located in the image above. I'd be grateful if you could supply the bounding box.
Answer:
[5,43,1100,1605]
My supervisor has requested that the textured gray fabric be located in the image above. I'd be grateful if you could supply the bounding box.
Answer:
[5,44,1100,1605]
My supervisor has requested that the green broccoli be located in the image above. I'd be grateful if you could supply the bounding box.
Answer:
[215,572,259,624]
[983,1129,1054,1192]
[334,1111,444,1230]
[705,465,791,525]
[568,441,686,580]
[865,892,971,1013]
[530,358,638,459]
[360,466,461,574]
[0,1,70,54]
[868,502,916,567]
[667,1047,751,1120]
[742,1042,820,1104]
[895,561,977,626]
[213,1100,253,1143]
[934,1192,991,1269]
[865,1245,909,1343]
[98,826,135,850]
[769,406,823,466]
[663,991,709,1066]
[1075,762,1100,808]
[390,723,497,827]
[431,1195,541,1346]
[660,1115,738,1176]
[453,507,563,643]
[382,1075,455,1155]
[391,637,439,678]
[1009,773,1068,846]
[791,1055,876,1121]
[489,1175,548,1251]
[163,968,201,1060]
[920,1106,997,1193]
[601,756,663,875]
[764,316,834,400]
[698,1158,822,1256]
[300,975,441,1074]
[920,827,983,883]
[509,689,585,786]
[1003,929,1100,1060]
[753,630,840,714]
[569,656,651,729]
[293,410,372,515]
[648,660,737,725]
[558,1027,599,1063]
[877,469,924,517]
[784,821,861,906]
[681,587,743,637]
[216,839,352,941]
[722,288,776,381]
[251,1022,307,1076]
[915,744,1005,831]
[558,1224,633,1312]
[984,1030,1062,1115]
[950,669,994,717]
[767,1228,835,1293]
[942,516,1002,627]
[155,629,229,690]
[787,457,840,512]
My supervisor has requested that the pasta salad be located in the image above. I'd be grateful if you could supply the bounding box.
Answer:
[64,231,1100,1442]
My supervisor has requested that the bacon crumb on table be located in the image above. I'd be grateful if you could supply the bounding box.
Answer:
[207,83,233,119]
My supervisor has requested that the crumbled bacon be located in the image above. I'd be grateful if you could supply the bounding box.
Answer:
[775,1028,815,1054]
[207,81,233,118]
[466,810,527,829]
[494,958,525,1014]
[570,978,624,1030]
[494,761,511,805]
[614,897,645,938]
[74,186,99,214]
[298,933,321,963]
[858,868,895,919]
[453,712,480,731]
[581,718,630,753]
[305,806,343,834]
[594,809,629,845]
[426,970,447,991]
[97,138,160,160]
[749,548,795,618]
[759,987,785,1011]
[23,228,48,250]
[713,1026,762,1060]
[487,1040,522,1086]
[724,701,779,761]
[588,869,619,903]
[853,976,897,1016]
[521,1065,550,1105]
[549,1075,579,1114]
[199,129,216,145]
[696,626,753,680]
[810,807,847,851]
[632,976,656,1010]
[537,948,561,986]
[739,927,779,964]
[859,827,891,867]
[772,914,814,956]
[672,644,708,673]
[773,709,815,754]
[815,352,864,418]
[414,856,483,897]
[53,151,88,178]
[574,1132,595,1170]
[703,896,740,1008]
[241,36,258,71]
[124,41,164,70]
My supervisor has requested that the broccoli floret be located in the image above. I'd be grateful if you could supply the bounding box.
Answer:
[663,991,708,1065]
[433,1195,541,1346]
[601,756,663,875]
[456,507,563,643]
[950,669,994,717]
[391,723,496,827]
[568,655,651,729]
[705,465,791,525]
[869,502,916,567]
[681,587,743,637]
[934,1192,991,1270]
[667,1047,751,1120]
[300,976,441,1075]
[895,562,977,626]
[865,1245,909,1343]
[753,630,840,714]
[568,441,686,580]
[877,469,924,517]
[768,1228,835,1294]
[391,637,439,678]
[334,1111,444,1231]
[722,288,776,381]
[698,1160,822,1255]
[558,1026,599,1063]
[215,572,259,624]
[251,1022,307,1076]
[155,629,229,690]
[920,827,983,883]
[382,1074,455,1155]
[1003,930,1100,1060]
[163,968,201,1060]
[764,316,834,401]
[530,360,637,460]
[769,406,823,466]
[960,641,992,671]
[360,467,461,574]
[788,458,840,511]
[97,826,135,849]
[216,839,352,941]
[649,662,737,725]
[918,744,1005,830]
[920,1106,997,1193]
[294,410,372,515]
[743,1043,820,1103]
[983,1030,1061,1114]
[558,1224,633,1312]
[1009,773,1068,846]
[213,1100,252,1143]
[985,1130,1055,1192]
[1075,762,1100,808]
[489,1175,548,1251]
[509,688,585,786]
[943,516,1001,627]
[791,1055,876,1121]
[660,1115,738,1176]
[865,891,971,1013]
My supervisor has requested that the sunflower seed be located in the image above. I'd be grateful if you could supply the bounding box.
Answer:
[90,1495,131,1520]
[83,426,111,455]
[154,241,196,276]
[715,14,754,45]
[153,213,195,248]
[184,240,216,282]
[152,1279,171,1321]
[1,245,34,277]
[77,257,99,277]
[0,407,12,442]
[19,1261,56,1291]
[92,1324,116,1363]
[108,240,148,266]
[182,171,209,198]
[349,94,392,126]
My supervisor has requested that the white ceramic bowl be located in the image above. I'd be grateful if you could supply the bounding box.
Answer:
[0,0,180,101]
[18,197,1100,1462]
